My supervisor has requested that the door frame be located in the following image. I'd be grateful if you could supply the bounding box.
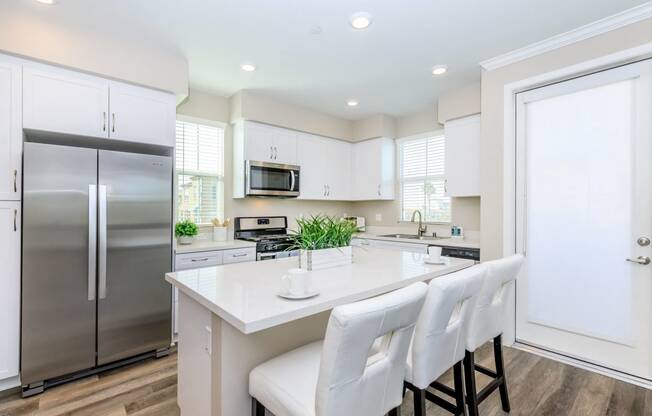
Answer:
[499,42,652,387]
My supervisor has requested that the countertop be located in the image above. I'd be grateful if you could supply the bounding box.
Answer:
[175,239,256,254]
[352,232,481,249]
[165,247,474,334]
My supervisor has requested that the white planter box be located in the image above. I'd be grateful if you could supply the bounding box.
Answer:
[300,246,353,271]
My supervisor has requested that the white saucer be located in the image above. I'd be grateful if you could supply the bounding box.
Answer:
[277,289,320,300]
[424,257,448,265]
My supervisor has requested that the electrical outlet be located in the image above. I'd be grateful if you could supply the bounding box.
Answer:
[375,213,382,222]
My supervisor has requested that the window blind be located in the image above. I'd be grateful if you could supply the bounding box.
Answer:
[399,135,451,223]
[175,119,225,224]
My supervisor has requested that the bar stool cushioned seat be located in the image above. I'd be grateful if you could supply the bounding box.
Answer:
[403,264,487,415]
[249,282,428,416]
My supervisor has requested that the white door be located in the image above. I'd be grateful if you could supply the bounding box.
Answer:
[0,202,20,383]
[351,139,379,200]
[297,134,326,200]
[0,58,21,201]
[445,114,481,197]
[109,81,175,146]
[272,126,298,165]
[23,66,109,138]
[244,122,275,162]
[515,60,652,381]
[325,139,351,200]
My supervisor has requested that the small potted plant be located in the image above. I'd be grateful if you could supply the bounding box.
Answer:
[175,220,198,245]
[290,215,358,271]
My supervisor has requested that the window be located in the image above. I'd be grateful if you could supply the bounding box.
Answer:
[398,133,451,223]
[175,118,225,224]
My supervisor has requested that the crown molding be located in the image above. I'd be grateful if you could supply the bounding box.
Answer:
[480,2,652,71]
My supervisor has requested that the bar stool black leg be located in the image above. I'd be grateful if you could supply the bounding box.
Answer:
[252,398,266,416]
[464,350,479,416]
[414,388,427,416]
[494,335,511,412]
[388,407,402,416]
[453,361,466,415]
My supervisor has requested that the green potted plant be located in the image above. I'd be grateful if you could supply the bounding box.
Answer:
[290,215,358,270]
[175,220,198,245]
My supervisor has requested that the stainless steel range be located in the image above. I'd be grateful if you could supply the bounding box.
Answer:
[234,216,300,261]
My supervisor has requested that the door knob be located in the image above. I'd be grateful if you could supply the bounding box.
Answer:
[637,237,650,247]
[626,256,651,265]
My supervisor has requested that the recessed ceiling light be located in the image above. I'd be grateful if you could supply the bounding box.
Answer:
[350,12,372,30]
[347,99,359,107]
[432,65,448,75]
[36,0,58,4]
[241,63,256,72]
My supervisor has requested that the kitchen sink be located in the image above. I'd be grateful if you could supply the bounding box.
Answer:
[379,234,447,241]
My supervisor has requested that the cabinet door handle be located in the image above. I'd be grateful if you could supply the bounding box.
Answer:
[191,258,209,262]
[270,146,274,160]
[13,169,17,193]
[13,209,17,232]
[444,179,447,193]
[323,185,327,196]
[327,185,330,196]
[377,184,381,196]
[102,112,107,132]
[274,147,278,160]
[231,253,249,257]
[111,113,116,133]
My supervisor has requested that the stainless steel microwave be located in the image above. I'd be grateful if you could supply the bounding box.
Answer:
[245,160,300,197]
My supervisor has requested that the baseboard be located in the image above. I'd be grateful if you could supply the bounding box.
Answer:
[513,342,652,390]
[0,376,21,396]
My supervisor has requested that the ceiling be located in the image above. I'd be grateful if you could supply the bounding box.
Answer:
[4,0,650,120]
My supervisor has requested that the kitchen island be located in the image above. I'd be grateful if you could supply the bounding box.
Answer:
[165,247,474,416]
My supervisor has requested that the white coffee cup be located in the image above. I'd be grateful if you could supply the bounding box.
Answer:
[427,246,442,262]
[282,268,312,296]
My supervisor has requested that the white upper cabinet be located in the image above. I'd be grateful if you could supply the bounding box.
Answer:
[235,121,393,201]
[324,139,351,200]
[297,133,326,200]
[23,65,109,139]
[108,81,175,147]
[351,138,395,201]
[23,63,175,147]
[239,121,298,165]
[271,126,298,165]
[0,56,22,201]
[444,114,481,197]
[0,201,20,384]
[297,133,352,200]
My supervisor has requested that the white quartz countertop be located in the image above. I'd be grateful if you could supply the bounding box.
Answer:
[352,233,480,249]
[165,247,474,334]
[175,239,256,254]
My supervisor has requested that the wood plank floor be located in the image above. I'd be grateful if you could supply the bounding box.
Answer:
[0,344,649,416]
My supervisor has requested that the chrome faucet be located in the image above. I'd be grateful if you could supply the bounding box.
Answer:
[411,210,427,237]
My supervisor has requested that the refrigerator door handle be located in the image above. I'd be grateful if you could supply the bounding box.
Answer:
[98,185,108,299]
[88,185,97,301]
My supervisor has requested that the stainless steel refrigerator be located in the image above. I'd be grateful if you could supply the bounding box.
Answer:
[21,142,172,396]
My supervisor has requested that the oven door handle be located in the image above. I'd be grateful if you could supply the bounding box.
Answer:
[290,170,296,192]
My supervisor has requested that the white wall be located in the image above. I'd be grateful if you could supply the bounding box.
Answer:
[179,86,483,235]
[0,6,188,97]
[178,90,353,235]
[438,82,481,123]
[480,18,652,260]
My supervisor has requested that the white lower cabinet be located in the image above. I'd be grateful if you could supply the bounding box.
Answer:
[173,246,256,336]
[0,202,20,388]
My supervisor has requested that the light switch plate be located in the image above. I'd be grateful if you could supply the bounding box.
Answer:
[375,213,382,222]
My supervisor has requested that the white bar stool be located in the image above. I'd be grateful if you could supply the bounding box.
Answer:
[249,282,428,416]
[464,254,524,416]
[403,264,487,416]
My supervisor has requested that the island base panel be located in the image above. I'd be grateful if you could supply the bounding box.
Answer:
[177,292,331,416]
